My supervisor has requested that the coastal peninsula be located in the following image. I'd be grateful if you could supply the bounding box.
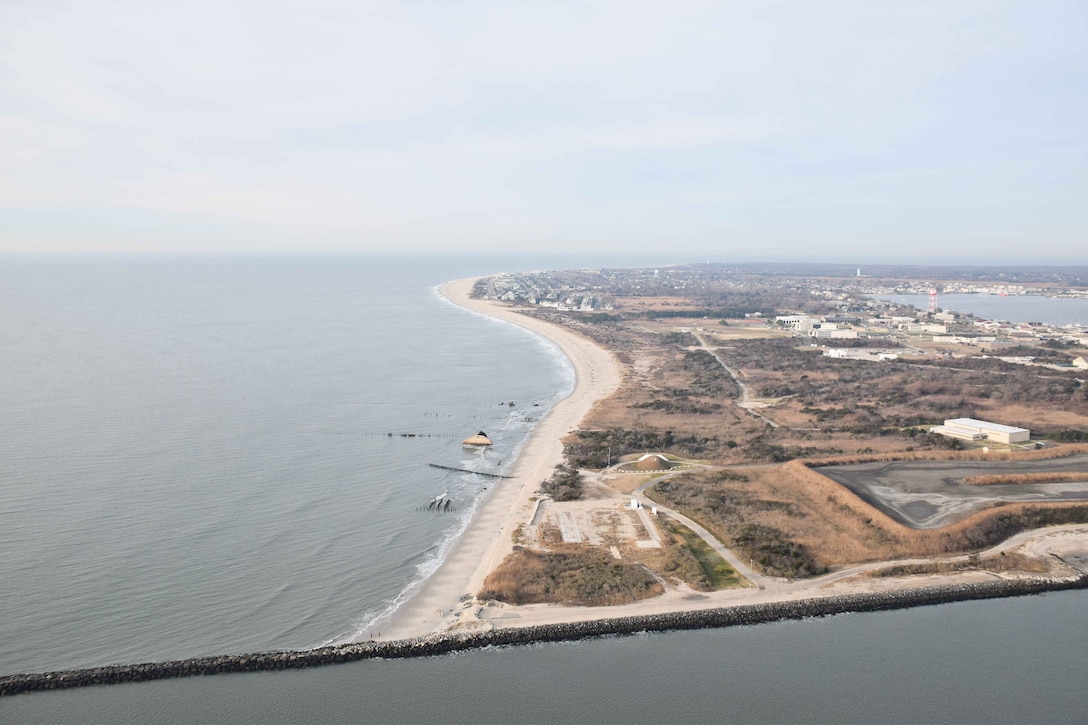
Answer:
[377,269,1088,640]
[5,264,1088,697]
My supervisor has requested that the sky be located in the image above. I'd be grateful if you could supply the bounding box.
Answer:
[1,1,1086,262]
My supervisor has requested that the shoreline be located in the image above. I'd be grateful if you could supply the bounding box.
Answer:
[6,274,1088,695]
[368,277,622,641]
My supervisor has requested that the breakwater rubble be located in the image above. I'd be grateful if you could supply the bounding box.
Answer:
[3,575,1084,697]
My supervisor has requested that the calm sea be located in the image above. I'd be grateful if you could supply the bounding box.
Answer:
[0,256,575,675]
[877,293,1088,326]
[3,257,1086,723]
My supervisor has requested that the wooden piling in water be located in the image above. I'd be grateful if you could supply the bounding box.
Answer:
[427,464,512,479]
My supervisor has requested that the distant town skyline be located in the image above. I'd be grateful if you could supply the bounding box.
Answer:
[2,1,1085,262]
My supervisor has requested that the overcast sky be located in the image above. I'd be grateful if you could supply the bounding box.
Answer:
[1,1,1085,262]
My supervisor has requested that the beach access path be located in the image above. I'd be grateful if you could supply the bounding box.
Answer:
[371,277,622,640]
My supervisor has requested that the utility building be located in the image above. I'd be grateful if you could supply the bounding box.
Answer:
[929,418,1030,444]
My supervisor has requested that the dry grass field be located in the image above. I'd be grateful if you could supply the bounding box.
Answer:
[479,545,663,606]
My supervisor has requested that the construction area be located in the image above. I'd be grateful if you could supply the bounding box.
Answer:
[522,486,663,555]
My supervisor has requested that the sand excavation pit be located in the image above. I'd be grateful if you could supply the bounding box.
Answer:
[817,454,1088,528]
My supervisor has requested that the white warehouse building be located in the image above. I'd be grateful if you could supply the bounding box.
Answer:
[810,327,859,339]
[929,418,1031,444]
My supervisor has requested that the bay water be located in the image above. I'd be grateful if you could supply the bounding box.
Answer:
[877,293,1088,327]
[2,257,1086,722]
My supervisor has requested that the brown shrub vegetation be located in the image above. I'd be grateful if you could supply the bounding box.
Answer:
[961,471,1088,485]
[534,285,1088,469]
[801,444,1088,467]
[910,502,1088,555]
[478,546,663,606]
[539,464,584,501]
[648,465,829,577]
[868,552,1051,578]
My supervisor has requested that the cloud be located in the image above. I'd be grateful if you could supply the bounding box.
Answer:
[0,115,93,162]
[1,0,1085,259]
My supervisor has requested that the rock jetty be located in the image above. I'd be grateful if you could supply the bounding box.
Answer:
[3,575,1085,697]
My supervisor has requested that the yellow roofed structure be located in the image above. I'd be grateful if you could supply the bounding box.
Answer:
[462,431,493,447]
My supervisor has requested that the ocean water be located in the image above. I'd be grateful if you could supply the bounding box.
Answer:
[877,293,1088,326]
[0,256,572,674]
[3,257,1087,723]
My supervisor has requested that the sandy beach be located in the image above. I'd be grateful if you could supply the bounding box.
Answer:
[374,277,622,640]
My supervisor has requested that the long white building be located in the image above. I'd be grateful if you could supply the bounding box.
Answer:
[929,418,1031,444]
